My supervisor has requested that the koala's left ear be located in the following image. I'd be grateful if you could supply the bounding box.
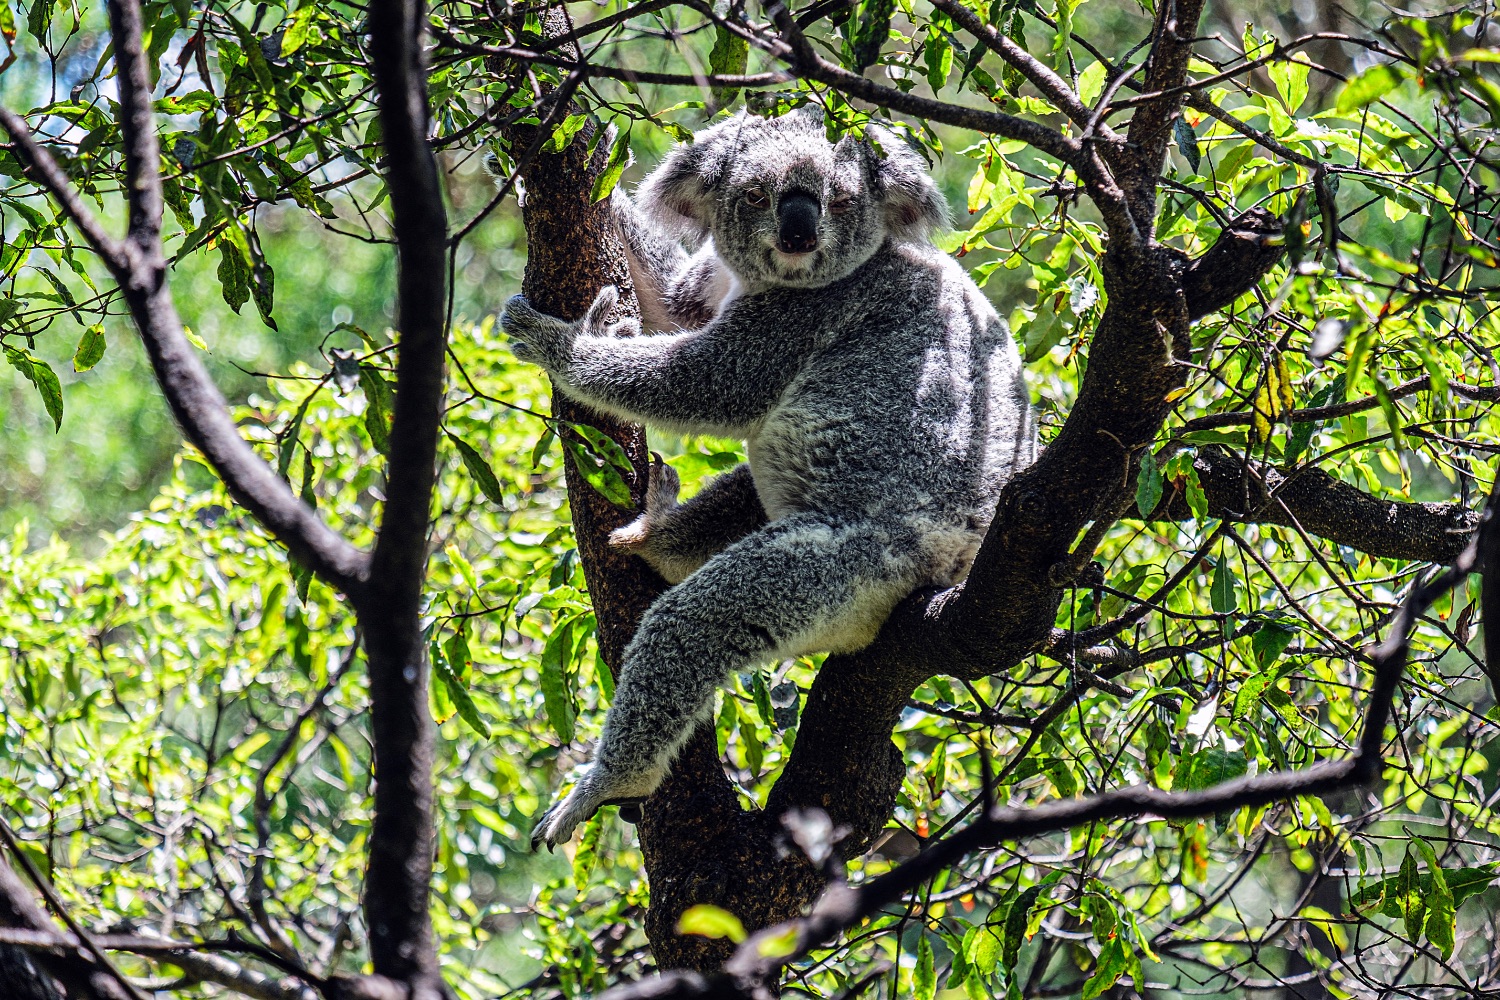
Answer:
[868,128,949,241]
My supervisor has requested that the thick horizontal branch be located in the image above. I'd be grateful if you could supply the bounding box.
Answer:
[1181,208,1284,319]
[1184,445,1479,563]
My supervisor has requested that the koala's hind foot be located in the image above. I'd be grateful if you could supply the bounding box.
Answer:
[610,461,768,584]
[608,454,682,553]
[530,763,661,850]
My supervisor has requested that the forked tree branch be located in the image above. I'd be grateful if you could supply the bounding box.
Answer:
[761,3,1141,243]
[929,0,1113,138]
[595,509,1491,1000]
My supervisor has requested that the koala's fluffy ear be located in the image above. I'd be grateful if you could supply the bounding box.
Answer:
[637,116,741,238]
[868,128,949,242]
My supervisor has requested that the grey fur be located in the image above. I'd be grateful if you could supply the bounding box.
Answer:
[501,110,1036,847]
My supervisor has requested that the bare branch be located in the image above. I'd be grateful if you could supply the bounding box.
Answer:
[358,0,450,988]
[1178,374,1500,433]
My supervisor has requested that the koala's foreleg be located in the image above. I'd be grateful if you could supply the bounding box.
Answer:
[610,461,768,584]
[530,513,922,848]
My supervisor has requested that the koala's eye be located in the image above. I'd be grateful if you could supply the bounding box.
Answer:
[744,187,771,209]
[829,195,856,215]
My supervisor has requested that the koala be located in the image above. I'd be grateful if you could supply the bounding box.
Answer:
[501,109,1036,848]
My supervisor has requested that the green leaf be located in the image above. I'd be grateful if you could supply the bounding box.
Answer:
[1336,63,1403,113]
[846,0,895,72]
[543,114,588,154]
[446,431,505,506]
[1176,748,1248,790]
[1174,118,1200,174]
[1252,620,1296,669]
[359,365,394,454]
[707,25,749,109]
[72,323,106,372]
[530,425,556,468]
[1398,849,1425,940]
[572,812,602,889]
[1002,884,1045,971]
[1082,936,1133,1000]
[1135,454,1164,517]
[1210,558,1238,614]
[1269,54,1310,113]
[676,904,747,942]
[539,617,577,743]
[913,933,936,1000]
[432,635,491,737]
[590,127,631,203]
[280,5,317,55]
[1412,839,1456,959]
[5,346,63,430]
[923,23,953,94]
[564,435,633,507]
[216,241,250,313]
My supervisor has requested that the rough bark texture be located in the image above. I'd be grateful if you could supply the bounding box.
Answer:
[1183,445,1480,562]
[0,864,128,1000]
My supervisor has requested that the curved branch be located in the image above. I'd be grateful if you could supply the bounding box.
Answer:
[929,0,1110,137]
[0,18,369,598]
[763,4,1141,241]
[1178,375,1500,433]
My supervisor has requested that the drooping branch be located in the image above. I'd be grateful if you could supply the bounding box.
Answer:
[356,0,451,989]
[0,8,368,598]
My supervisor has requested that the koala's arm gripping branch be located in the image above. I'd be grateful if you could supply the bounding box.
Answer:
[555,325,800,436]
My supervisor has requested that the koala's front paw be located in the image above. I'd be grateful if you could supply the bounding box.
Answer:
[499,287,638,369]
[609,455,681,551]
[499,294,572,367]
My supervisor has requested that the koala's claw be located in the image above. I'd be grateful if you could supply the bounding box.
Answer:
[609,456,681,551]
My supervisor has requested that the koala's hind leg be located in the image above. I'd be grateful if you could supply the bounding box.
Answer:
[610,461,768,584]
[530,513,922,848]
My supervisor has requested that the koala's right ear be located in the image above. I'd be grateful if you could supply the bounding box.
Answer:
[637,121,738,238]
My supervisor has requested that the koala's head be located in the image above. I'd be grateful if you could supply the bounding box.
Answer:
[637,109,948,288]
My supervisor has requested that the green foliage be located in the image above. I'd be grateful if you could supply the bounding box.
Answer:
[0,0,1498,996]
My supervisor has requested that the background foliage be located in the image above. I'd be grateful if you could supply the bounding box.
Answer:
[2,0,1499,994]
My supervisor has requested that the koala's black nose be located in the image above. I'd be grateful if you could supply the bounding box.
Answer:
[777,191,821,254]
